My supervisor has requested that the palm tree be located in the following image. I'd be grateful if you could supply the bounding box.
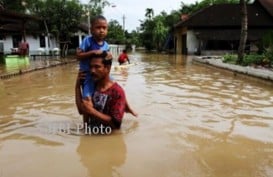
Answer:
[145,8,154,20]
[237,0,248,64]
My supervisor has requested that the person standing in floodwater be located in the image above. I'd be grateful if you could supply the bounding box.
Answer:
[18,39,29,56]
[76,15,137,127]
[76,54,126,130]
[118,49,131,65]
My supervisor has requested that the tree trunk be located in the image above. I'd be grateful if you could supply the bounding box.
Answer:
[237,0,248,65]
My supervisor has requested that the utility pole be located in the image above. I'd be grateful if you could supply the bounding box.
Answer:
[88,11,91,35]
[122,14,125,32]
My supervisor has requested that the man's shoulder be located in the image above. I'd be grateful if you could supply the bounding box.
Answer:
[109,83,125,95]
[112,82,124,91]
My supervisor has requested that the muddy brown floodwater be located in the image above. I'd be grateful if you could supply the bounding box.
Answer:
[0,53,272,177]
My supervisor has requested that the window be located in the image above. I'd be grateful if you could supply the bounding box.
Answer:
[39,35,45,47]
[12,35,22,48]
[205,40,239,50]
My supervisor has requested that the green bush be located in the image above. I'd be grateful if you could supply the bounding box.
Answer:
[242,54,264,66]
[223,53,271,67]
[264,46,273,67]
[223,54,237,64]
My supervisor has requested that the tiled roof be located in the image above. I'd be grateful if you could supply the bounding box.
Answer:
[0,9,42,34]
[175,0,273,28]
[257,0,273,17]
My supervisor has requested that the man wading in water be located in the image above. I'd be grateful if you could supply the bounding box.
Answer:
[75,53,133,134]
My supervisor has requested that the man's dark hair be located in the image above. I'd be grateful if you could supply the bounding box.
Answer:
[91,15,107,25]
[101,51,112,66]
[91,52,112,66]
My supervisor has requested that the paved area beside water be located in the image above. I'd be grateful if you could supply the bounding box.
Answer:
[193,56,273,82]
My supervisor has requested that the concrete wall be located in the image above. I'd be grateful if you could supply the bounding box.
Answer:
[174,27,200,55]
[2,36,13,53]
[109,44,125,58]
[186,30,199,54]
[174,27,185,54]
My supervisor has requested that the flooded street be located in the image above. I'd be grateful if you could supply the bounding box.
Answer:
[0,52,272,177]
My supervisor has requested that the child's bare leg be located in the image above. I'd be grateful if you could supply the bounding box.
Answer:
[125,99,138,117]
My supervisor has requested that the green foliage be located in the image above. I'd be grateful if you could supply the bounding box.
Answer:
[128,30,141,46]
[1,0,25,12]
[83,0,110,18]
[264,46,273,66]
[262,30,273,49]
[223,54,237,64]
[145,8,154,19]
[242,54,264,66]
[165,10,181,30]
[139,7,180,51]
[37,0,83,42]
[1,0,112,45]
[153,16,168,51]
[224,54,271,67]
[107,20,125,44]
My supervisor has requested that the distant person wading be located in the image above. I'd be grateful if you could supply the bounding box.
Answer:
[118,50,130,65]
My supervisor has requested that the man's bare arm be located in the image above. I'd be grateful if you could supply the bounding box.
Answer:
[82,99,117,129]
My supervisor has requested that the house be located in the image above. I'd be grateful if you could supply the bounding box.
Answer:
[173,0,273,55]
[0,9,122,58]
[0,9,58,55]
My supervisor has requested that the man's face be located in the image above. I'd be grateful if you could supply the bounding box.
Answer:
[91,19,108,40]
[90,58,109,81]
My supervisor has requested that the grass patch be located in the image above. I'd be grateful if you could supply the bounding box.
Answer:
[223,54,237,64]
[223,54,271,67]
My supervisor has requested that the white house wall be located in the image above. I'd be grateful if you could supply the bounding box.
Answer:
[3,36,13,53]
[3,35,58,55]
[186,30,199,54]
[27,36,41,54]
[49,37,57,50]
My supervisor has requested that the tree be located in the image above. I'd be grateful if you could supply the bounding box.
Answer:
[145,8,154,20]
[107,20,125,44]
[127,30,141,47]
[237,0,248,64]
[37,0,82,44]
[153,16,168,51]
[84,0,110,18]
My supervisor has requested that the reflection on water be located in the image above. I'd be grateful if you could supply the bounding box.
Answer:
[77,134,126,177]
[0,55,67,75]
[0,56,30,74]
[0,52,272,177]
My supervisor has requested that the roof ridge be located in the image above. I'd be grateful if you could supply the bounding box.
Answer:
[256,0,273,17]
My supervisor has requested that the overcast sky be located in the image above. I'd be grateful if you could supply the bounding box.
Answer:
[79,0,201,32]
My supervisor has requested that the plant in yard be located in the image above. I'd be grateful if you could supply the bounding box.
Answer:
[242,54,264,66]
[223,54,237,64]
[264,46,273,67]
